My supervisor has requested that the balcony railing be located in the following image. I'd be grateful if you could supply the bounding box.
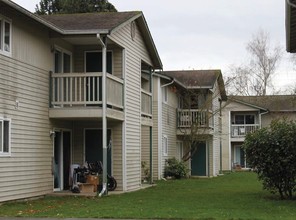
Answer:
[231,124,260,138]
[50,72,124,109]
[141,90,152,118]
[177,109,213,128]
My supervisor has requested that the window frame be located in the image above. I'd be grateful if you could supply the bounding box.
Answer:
[0,15,12,56]
[234,114,255,125]
[0,118,11,156]
[162,135,168,156]
[54,46,72,73]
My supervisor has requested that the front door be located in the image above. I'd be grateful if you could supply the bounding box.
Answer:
[53,130,71,191]
[191,142,207,176]
[85,129,112,174]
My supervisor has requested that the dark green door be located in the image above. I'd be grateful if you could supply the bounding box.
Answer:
[85,129,112,174]
[191,142,207,176]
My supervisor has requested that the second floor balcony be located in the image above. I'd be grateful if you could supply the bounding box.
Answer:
[177,109,213,129]
[49,72,124,120]
[231,124,260,138]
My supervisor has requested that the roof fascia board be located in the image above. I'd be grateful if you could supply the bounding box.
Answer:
[137,14,163,69]
[153,72,172,81]
[3,0,63,33]
[109,12,142,35]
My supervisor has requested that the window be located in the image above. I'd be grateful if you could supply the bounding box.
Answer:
[162,87,168,103]
[0,118,11,156]
[0,16,12,55]
[234,114,255,125]
[162,135,168,156]
[54,48,72,73]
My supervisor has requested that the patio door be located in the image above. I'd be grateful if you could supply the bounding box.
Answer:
[85,51,112,103]
[85,129,112,174]
[191,142,207,176]
[234,145,247,168]
[53,130,71,191]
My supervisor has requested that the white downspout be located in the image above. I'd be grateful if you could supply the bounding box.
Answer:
[97,33,108,197]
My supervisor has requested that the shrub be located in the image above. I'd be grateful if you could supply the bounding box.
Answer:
[243,119,296,199]
[164,157,188,179]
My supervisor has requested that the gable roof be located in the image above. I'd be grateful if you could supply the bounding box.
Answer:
[286,0,296,52]
[161,70,227,100]
[230,95,296,112]
[41,12,141,34]
[1,0,162,69]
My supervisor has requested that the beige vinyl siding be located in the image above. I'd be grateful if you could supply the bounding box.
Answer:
[110,21,153,191]
[0,53,53,202]
[141,125,150,181]
[12,18,53,70]
[151,76,160,180]
[152,100,159,179]
[161,86,178,176]
[112,122,123,191]
[212,82,222,176]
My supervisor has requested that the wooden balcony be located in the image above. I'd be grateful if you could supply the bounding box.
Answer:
[177,109,213,128]
[231,124,260,138]
[49,72,124,120]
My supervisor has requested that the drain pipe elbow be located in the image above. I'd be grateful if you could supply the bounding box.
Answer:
[99,183,107,197]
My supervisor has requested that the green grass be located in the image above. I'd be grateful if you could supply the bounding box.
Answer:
[1,172,296,219]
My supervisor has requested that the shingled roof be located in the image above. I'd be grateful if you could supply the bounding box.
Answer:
[230,95,296,112]
[41,11,141,32]
[162,70,227,100]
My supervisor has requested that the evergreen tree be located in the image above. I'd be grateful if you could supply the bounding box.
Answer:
[35,0,117,15]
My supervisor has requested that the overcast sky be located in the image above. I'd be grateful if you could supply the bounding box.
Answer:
[13,0,296,91]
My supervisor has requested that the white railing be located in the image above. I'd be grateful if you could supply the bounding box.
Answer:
[177,109,212,128]
[50,72,123,109]
[141,89,152,117]
[231,124,260,137]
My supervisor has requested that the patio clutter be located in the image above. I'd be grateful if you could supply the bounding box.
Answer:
[72,163,100,193]
[71,161,116,193]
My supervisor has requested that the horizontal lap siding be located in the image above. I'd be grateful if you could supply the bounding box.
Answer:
[0,55,53,203]
[111,20,153,191]
[152,100,159,179]
[161,88,178,176]
[141,125,150,181]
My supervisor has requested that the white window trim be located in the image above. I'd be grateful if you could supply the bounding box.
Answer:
[0,15,12,57]
[162,135,168,156]
[0,117,11,157]
[54,46,72,73]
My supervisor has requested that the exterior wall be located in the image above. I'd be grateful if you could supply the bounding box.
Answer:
[141,125,150,181]
[160,82,178,177]
[211,81,222,176]
[261,112,296,127]
[110,21,153,191]
[221,101,261,171]
[152,76,160,179]
[0,13,55,202]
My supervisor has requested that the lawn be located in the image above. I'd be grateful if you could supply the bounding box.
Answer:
[1,172,296,219]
